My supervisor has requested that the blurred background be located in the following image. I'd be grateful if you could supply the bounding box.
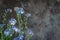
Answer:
[0,0,60,40]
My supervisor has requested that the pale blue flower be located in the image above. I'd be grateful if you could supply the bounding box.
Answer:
[4,28,14,37]
[27,29,33,36]
[0,24,5,28]
[18,34,24,40]
[25,13,31,17]
[9,26,20,33]
[9,18,17,25]
[4,29,10,36]
[11,26,20,32]
[14,7,19,11]
[8,27,15,36]
[13,34,24,40]
[5,8,12,13]
[14,7,24,14]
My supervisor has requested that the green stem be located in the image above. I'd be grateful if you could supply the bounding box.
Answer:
[24,17,28,29]
[17,14,21,29]
[19,14,21,29]
[2,12,7,23]
[1,29,4,40]
[7,24,11,30]
[17,14,23,29]
[6,24,12,40]
[27,35,31,40]
[6,36,11,40]
[19,14,23,29]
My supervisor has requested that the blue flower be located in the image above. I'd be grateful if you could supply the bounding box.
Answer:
[5,8,12,13]
[4,29,10,36]
[18,34,24,40]
[9,26,20,33]
[9,18,17,25]
[4,28,14,37]
[11,26,20,32]
[13,34,24,40]
[14,7,24,14]
[27,29,33,36]
[25,13,31,17]
[0,24,5,28]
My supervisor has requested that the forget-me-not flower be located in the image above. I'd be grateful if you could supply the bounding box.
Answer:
[14,7,24,14]
[5,8,12,13]
[27,29,33,36]
[13,34,24,40]
[25,13,31,17]
[4,29,10,37]
[9,18,17,25]
[11,26,20,32]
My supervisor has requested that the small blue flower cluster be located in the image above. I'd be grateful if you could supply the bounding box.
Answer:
[0,7,33,40]
[14,7,31,17]
[3,18,18,37]
[13,34,24,40]
[9,18,17,25]
[4,29,10,36]
[4,25,20,37]
[27,29,33,36]
[11,26,20,32]
[5,8,12,13]
[25,13,31,17]
[14,7,24,15]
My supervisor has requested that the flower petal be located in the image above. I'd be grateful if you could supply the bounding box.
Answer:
[9,18,17,25]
